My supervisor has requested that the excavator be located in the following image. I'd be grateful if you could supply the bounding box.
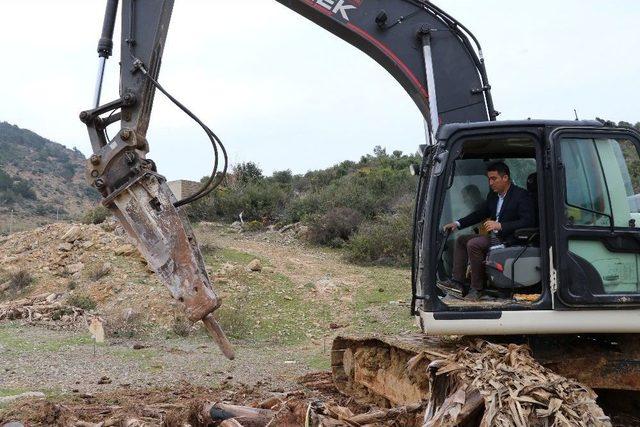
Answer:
[81,0,640,420]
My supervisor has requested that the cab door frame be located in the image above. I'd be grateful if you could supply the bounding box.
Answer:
[550,127,640,308]
[416,126,552,315]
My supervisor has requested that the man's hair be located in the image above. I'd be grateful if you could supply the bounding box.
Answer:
[486,161,510,179]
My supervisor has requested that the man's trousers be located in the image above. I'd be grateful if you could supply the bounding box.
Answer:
[452,234,491,290]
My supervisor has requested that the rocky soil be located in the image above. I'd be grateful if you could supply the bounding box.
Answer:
[0,220,415,425]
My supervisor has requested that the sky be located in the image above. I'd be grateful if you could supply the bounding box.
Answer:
[0,1,639,181]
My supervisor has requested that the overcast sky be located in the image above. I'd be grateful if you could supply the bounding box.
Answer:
[0,1,639,181]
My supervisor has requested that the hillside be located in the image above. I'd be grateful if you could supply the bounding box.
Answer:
[0,122,97,233]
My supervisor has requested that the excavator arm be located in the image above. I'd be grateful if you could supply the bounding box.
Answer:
[80,0,495,359]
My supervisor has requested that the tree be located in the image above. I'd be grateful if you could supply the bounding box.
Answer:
[272,169,293,185]
[373,145,387,158]
[0,169,11,191]
[234,162,263,185]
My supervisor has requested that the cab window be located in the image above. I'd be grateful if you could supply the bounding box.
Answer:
[560,136,640,296]
[561,137,640,228]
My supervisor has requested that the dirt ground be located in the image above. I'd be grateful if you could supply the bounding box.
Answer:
[0,371,352,426]
[0,222,417,425]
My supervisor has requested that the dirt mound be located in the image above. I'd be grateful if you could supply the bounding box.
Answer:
[0,222,180,328]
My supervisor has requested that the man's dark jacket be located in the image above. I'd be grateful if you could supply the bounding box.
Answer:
[458,184,534,245]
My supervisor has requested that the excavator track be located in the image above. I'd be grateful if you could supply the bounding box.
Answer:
[331,334,456,407]
[331,334,640,422]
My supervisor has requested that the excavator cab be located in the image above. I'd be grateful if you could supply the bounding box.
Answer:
[412,120,640,336]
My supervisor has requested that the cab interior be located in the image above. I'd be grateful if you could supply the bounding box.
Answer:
[435,136,544,308]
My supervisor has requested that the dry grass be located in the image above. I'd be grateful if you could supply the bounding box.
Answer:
[105,309,148,339]
[87,263,112,281]
[9,270,34,290]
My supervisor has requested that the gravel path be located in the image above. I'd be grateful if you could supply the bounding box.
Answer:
[0,324,320,396]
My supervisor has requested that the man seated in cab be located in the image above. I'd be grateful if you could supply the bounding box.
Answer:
[440,162,535,300]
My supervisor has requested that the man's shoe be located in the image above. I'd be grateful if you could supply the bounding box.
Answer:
[465,289,482,301]
[437,279,468,296]
[462,289,498,302]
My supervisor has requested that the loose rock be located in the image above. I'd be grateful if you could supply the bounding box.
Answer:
[57,243,73,252]
[247,259,262,272]
[61,226,82,243]
[66,262,85,274]
[98,376,112,385]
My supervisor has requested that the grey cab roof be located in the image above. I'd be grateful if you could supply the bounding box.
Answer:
[437,119,603,141]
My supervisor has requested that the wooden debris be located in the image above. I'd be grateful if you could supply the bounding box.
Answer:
[257,396,284,410]
[347,403,424,425]
[0,293,85,326]
[423,340,612,427]
[205,402,275,426]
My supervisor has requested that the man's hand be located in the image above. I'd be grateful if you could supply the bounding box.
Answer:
[483,220,502,233]
[443,222,459,232]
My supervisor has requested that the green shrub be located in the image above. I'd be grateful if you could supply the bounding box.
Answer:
[345,203,414,267]
[307,207,363,246]
[283,193,322,223]
[7,270,34,292]
[214,305,251,340]
[186,147,421,261]
[67,294,97,311]
[190,181,290,223]
[82,205,111,225]
[234,161,263,184]
[271,169,293,185]
[0,170,37,202]
[0,169,11,191]
[13,180,36,200]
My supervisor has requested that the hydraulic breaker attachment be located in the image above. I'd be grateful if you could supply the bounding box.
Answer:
[84,0,233,359]
[102,171,234,360]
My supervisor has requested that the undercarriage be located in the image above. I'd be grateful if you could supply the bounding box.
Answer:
[332,334,640,425]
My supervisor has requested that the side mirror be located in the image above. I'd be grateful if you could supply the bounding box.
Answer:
[409,164,421,176]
